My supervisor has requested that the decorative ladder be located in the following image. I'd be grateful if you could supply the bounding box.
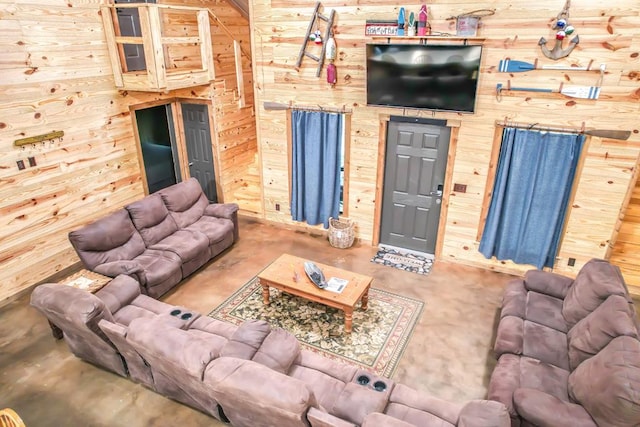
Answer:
[295,2,335,77]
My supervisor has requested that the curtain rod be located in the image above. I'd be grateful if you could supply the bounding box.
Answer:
[263,101,351,114]
[495,119,585,134]
[495,119,631,140]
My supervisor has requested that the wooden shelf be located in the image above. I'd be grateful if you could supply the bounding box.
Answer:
[370,35,485,44]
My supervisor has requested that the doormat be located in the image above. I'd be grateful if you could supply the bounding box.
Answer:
[209,277,424,377]
[371,247,433,276]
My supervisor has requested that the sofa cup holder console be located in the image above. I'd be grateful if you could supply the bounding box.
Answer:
[353,371,392,395]
[162,307,199,328]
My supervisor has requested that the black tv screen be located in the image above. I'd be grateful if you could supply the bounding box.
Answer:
[366,44,482,113]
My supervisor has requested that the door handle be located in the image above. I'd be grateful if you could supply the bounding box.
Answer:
[429,190,443,197]
[188,162,194,166]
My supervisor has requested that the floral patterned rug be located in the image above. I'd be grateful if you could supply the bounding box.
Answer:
[209,277,424,377]
[371,247,433,276]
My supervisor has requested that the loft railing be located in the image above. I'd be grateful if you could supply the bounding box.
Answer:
[100,3,246,106]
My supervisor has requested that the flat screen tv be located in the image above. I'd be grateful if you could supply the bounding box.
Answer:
[366,44,482,113]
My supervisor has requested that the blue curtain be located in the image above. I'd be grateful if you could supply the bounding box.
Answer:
[291,110,343,228]
[479,128,584,269]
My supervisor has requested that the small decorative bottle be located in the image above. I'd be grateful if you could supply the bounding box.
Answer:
[325,33,337,86]
[417,4,428,36]
[397,7,406,36]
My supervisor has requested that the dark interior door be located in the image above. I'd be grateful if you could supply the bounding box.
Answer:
[380,117,451,254]
[135,104,179,194]
[182,104,218,202]
[115,0,155,72]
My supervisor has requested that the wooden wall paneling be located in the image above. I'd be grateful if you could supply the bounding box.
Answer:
[0,0,258,304]
[250,0,640,281]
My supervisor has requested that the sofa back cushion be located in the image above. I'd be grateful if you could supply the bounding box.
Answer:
[68,209,146,269]
[127,317,224,379]
[568,335,640,426]
[252,328,301,374]
[567,294,639,370]
[562,259,630,328]
[159,178,209,228]
[220,319,271,360]
[126,194,178,246]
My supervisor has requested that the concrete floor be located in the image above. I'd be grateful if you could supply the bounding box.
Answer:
[0,216,515,426]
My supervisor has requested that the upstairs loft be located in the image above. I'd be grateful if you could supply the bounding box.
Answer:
[100,2,246,104]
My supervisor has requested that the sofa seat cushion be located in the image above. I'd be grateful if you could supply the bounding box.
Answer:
[562,258,630,328]
[126,194,179,246]
[522,321,569,370]
[293,350,359,384]
[567,294,639,370]
[185,216,234,247]
[488,354,570,418]
[110,294,174,326]
[289,363,348,413]
[495,317,569,369]
[524,292,567,333]
[132,249,182,287]
[385,383,462,427]
[289,350,358,412]
[500,280,567,333]
[128,318,230,377]
[569,336,640,427]
[188,316,238,341]
[147,229,210,263]
[513,388,596,427]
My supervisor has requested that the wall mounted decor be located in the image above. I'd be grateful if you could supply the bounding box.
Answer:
[296,2,335,77]
[539,0,579,59]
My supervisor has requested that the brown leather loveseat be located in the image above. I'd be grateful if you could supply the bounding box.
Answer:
[68,178,238,298]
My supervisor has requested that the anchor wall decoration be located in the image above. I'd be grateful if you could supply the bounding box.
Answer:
[539,0,579,60]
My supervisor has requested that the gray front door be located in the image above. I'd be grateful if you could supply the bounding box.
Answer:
[182,104,218,202]
[380,118,451,254]
[115,0,155,72]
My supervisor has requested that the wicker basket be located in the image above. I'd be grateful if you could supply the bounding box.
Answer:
[328,217,355,249]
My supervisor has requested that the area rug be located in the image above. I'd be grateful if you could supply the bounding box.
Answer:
[209,277,424,377]
[371,247,434,276]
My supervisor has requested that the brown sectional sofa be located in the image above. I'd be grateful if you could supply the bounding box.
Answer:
[68,178,238,298]
[31,275,510,427]
[488,258,640,426]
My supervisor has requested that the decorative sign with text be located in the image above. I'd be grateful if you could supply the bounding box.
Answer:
[365,20,398,36]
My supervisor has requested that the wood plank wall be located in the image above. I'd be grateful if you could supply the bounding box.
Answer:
[249,1,640,290]
[0,0,257,303]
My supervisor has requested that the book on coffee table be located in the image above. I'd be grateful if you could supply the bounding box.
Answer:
[326,277,348,293]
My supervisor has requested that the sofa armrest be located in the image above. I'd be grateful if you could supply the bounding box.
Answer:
[513,388,597,427]
[493,316,524,358]
[94,261,146,285]
[500,280,527,319]
[205,202,239,219]
[458,400,511,427]
[308,408,357,427]
[95,275,141,314]
[205,203,239,241]
[524,270,573,300]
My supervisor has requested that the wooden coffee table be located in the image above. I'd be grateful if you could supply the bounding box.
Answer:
[257,253,373,333]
